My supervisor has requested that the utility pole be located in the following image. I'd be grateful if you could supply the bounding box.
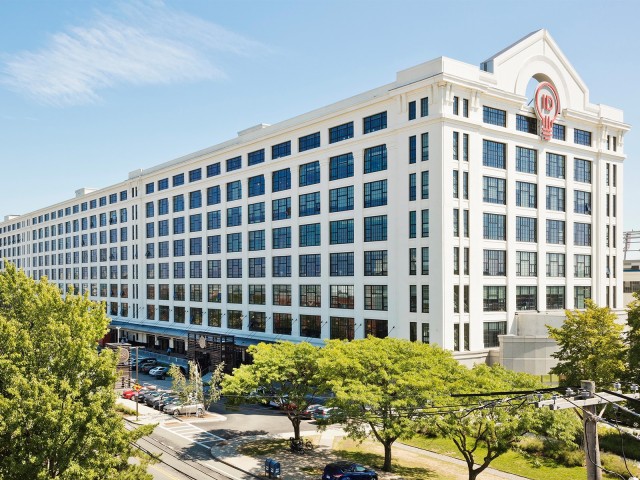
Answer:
[535,380,640,480]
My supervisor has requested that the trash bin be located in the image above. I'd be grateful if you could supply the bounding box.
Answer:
[265,458,273,477]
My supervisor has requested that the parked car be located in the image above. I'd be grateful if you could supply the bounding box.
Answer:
[140,363,157,374]
[163,401,205,417]
[301,403,323,419]
[152,393,177,410]
[322,462,378,480]
[313,406,341,423]
[144,391,166,407]
[121,389,139,400]
[149,366,169,379]
[135,358,157,369]
[249,387,274,406]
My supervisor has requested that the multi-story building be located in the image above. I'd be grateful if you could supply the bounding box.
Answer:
[623,231,640,307]
[0,30,629,373]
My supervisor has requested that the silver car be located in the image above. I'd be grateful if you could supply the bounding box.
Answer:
[163,401,205,417]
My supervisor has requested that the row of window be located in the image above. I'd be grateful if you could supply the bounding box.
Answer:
[30,190,131,227]
[481,285,592,311]
[481,250,596,277]
[481,214,593,246]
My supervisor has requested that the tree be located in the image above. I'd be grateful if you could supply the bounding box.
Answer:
[0,264,155,479]
[430,364,580,480]
[548,299,626,387]
[169,361,224,411]
[221,341,328,440]
[626,292,640,382]
[318,337,465,472]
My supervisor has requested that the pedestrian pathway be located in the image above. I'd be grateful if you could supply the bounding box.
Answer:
[159,420,225,449]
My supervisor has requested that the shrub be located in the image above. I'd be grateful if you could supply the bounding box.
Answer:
[601,452,639,478]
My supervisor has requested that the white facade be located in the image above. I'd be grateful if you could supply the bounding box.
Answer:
[0,30,629,371]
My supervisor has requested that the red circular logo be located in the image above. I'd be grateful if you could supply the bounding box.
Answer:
[534,81,560,140]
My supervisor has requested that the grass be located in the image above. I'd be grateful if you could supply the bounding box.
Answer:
[237,438,289,456]
[115,403,137,415]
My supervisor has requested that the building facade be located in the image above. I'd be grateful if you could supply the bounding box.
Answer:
[0,30,628,372]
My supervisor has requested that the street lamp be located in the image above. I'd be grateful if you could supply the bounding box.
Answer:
[116,326,121,343]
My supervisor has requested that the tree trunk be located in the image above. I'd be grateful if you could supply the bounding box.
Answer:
[468,469,479,480]
[382,442,393,472]
[291,416,301,440]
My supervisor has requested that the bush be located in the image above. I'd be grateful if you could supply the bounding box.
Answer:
[518,437,544,454]
[599,427,640,461]
[516,437,583,468]
[601,452,639,478]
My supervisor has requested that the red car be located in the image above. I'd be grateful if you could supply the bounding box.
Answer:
[121,389,138,399]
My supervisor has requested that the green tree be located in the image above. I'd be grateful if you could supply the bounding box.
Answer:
[0,264,155,479]
[169,360,224,411]
[318,337,465,472]
[548,299,626,387]
[430,364,580,480]
[221,341,328,440]
[626,292,640,382]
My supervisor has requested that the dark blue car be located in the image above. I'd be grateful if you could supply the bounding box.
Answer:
[322,462,378,479]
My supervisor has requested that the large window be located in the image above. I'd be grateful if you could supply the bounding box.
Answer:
[483,286,506,311]
[329,122,354,144]
[299,192,321,217]
[227,284,242,304]
[227,207,242,227]
[227,180,242,201]
[516,114,537,134]
[300,285,321,308]
[248,202,265,224]
[421,210,429,238]
[249,257,265,278]
[421,133,429,161]
[299,161,321,187]
[227,232,242,252]
[364,145,387,173]
[483,140,506,168]
[547,286,565,309]
[483,250,506,276]
[272,168,291,192]
[409,136,416,164]
[248,149,265,166]
[330,285,354,309]
[364,285,388,311]
[574,158,592,183]
[574,190,592,215]
[483,321,506,348]
[574,286,591,309]
[516,286,537,311]
[226,156,241,172]
[207,186,221,206]
[273,313,292,335]
[575,254,592,278]
[299,254,321,277]
[330,153,354,180]
[248,175,265,197]
[330,186,354,212]
[363,111,387,134]
[248,312,266,332]
[300,223,321,247]
[546,253,566,277]
[516,216,537,243]
[249,285,265,305]
[546,219,565,244]
[516,146,537,174]
[516,251,537,276]
[272,141,291,159]
[546,153,565,179]
[330,317,354,340]
[364,180,387,208]
[574,222,591,246]
[483,176,506,204]
[330,219,354,244]
[421,171,429,199]
[330,252,354,276]
[574,129,592,146]
[365,319,388,339]
[546,186,565,212]
[553,124,565,141]
[272,256,291,277]
[516,181,537,208]
[272,226,291,249]
[272,198,291,221]
[227,259,242,278]
[300,315,322,338]
[483,213,506,240]
[364,250,387,276]
[273,284,292,306]
[483,106,506,126]
[299,132,320,152]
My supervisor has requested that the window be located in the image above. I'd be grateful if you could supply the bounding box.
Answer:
[574,129,592,146]
[546,220,565,244]
[453,170,459,199]
[483,140,506,168]
[453,209,459,237]
[206,162,221,177]
[574,190,592,215]
[516,181,537,208]
[364,180,387,208]
[208,260,222,278]
[513,249,537,277]
[409,285,417,312]
[421,133,429,161]
[173,173,184,187]
[453,247,459,275]
[420,97,429,117]
[366,319,388,339]
[299,254,321,277]
[574,158,592,184]
[574,286,591,309]
[463,133,468,161]
[272,141,291,159]
[363,111,387,134]
[329,122,354,143]
[299,223,321,247]
[409,174,416,201]
[410,248,417,275]
[547,286,565,309]
[224,259,242,279]
[248,149,265,166]
[272,168,291,192]
[421,171,429,199]
[546,153,565,179]
[227,232,242,252]
[421,210,429,238]
[248,230,265,251]
[227,180,242,201]
[207,186,221,205]
[189,168,201,183]
[483,176,506,204]
[516,286,537,311]
[516,114,537,134]
[421,247,429,275]
[408,100,416,120]
[421,285,429,313]
[483,213,506,240]
[190,237,202,255]
[330,252,354,276]
[483,250,506,276]
[299,192,321,217]
[227,206,242,227]
[574,222,591,246]
[463,171,468,199]
[248,202,265,224]
[575,254,592,278]
[299,161,320,187]
[553,124,566,141]
[330,153,354,180]
[300,285,321,308]
[273,284,292,306]
[189,191,202,209]
[248,285,265,305]
[516,216,537,243]
[299,132,320,152]
[174,261,185,279]
[453,96,459,115]
[483,286,506,311]
[409,211,416,238]
[330,317,354,341]
[157,198,169,216]
[364,250,387,276]
[409,136,416,164]
[300,315,322,338]
[207,235,221,254]
[248,312,265,332]
[145,183,154,194]
[330,219,354,244]
[546,253,565,277]
[516,146,537,174]
[364,145,387,173]
[330,285,354,309]
[330,186,354,212]
[248,175,265,197]
[483,321,506,348]
[272,256,291,277]
[364,285,387,311]
[272,226,291,249]
[272,198,291,221]
[546,186,566,212]
[463,98,469,118]
[226,156,242,172]
[227,310,243,329]
[158,178,169,190]
[248,257,265,278]
[483,106,506,127]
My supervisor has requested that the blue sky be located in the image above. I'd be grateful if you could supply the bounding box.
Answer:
[1,0,639,229]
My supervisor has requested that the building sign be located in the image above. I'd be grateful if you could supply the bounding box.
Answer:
[534,81,560,140]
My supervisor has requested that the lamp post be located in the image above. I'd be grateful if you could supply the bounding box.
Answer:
[116,326,121,343]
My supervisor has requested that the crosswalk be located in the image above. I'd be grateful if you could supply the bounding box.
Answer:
[159,420,225,449]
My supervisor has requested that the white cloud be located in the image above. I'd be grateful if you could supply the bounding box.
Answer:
[1,1,266,106]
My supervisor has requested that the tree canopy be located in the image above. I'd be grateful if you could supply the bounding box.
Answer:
[548,299,626,387]
[221,340,329,439]
[0,264,154,479]
[319,337,465,471]
[626,292,640,382]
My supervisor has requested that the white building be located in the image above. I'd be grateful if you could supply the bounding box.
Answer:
[0,30,628,373]
[623,231,640,307]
